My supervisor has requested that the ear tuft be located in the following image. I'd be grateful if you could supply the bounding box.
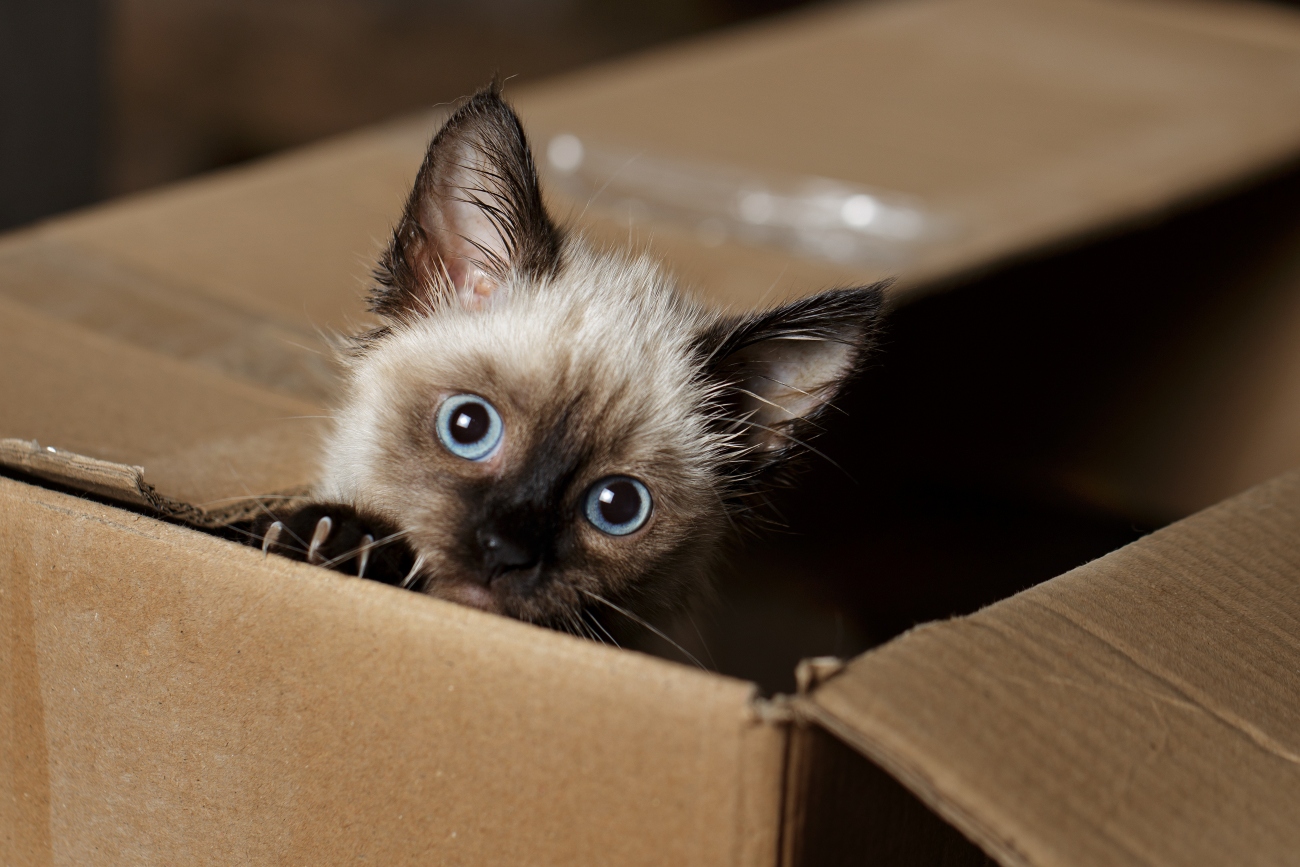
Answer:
[371,82,562,320]
[700,282,887,470]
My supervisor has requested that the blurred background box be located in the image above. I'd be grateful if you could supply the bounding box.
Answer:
[0,0,815,230]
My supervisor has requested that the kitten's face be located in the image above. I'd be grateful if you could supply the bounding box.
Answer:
[314,86,884,628]
[325,258,726,625]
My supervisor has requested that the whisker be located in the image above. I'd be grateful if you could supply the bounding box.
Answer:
[714,416,853,481]
[585,610,622,649]
[570,613,590,640]
[582,614,608,646]
[577,151,644,224]
[275,337,326,357]
[756,374,848,416]
[578,589,706,670]
[319,529,410,571]
[197,493,304,508]
[558,613,580,639]
[568,611,598,643]
[754,264,790,310]
[684,613,718,671]
[732,387,793,418]
[221,461,311,551]
[731,387,826,431]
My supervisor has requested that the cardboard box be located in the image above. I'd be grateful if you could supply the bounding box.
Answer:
[5,0,1300,862]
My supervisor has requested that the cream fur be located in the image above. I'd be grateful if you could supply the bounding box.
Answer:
[315,239,737,623]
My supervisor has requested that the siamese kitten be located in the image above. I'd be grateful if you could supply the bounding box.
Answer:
[254,84,884,633]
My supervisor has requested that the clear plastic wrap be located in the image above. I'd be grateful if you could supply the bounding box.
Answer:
[544,133,951,269]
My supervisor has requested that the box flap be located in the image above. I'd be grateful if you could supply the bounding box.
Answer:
[0,118,433,338]
[798,469,1300,866]
[519,0,1300,301]
[4,0,1299,341]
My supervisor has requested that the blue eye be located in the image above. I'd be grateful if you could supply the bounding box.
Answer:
[435,394,503,461]
[584,476,652,536]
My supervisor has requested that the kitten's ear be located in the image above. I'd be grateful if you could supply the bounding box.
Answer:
[371,83,562,319]
[700,284,886,467]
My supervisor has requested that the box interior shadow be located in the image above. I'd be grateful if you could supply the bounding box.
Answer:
[622,156,1300,694]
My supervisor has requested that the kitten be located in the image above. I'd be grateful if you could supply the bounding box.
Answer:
[254,83,884,633]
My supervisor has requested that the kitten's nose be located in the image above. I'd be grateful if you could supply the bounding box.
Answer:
[475,526,538,582]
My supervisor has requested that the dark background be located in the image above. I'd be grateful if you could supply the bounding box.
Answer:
[0,0,822,232]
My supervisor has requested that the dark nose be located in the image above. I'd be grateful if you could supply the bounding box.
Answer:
[475,526,538,582]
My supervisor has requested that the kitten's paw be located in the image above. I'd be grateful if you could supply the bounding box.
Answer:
[252,503,416,586]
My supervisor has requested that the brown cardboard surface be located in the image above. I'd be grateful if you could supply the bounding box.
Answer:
[0,120,431,332]
[1070,187,1300,520]
[0,476,784,866]
[804,468,1300,866]
[0,233,339,403]
[0,298,322,513]
[519,0,1300,302]
[0,438,195,522]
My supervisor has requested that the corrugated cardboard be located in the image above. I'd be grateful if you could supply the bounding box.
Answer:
[521,0,1300,304]
[5,0,1300,863]
[7,0,1300,378]
[813,160,1300,537]
[0,477,784,865]
[1070,171,1300,519]
[801,468,1300,866]
[6,440,1298,864]
[0,297,320,519]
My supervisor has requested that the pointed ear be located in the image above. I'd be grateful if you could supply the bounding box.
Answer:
[700,283,886,466]
[371,83,562,319]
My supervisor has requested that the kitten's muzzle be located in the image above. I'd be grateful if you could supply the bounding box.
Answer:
[476,526,541,588]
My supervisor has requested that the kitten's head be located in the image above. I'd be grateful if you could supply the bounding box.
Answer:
[319,84,885,628]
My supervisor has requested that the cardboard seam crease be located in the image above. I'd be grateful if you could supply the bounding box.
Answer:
[0,233,339,403]
[1018,595,1300,767]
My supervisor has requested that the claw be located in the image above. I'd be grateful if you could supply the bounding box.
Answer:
[307,516,332,565]
[262,521,284,555]
[356,534,374,579]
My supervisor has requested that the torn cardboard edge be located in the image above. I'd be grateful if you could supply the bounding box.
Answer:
[0,438,305,529]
